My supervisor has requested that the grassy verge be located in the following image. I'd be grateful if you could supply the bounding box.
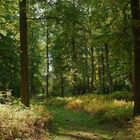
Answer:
[46,93,136,139]
[47,105,114,140]
[65,94,133,124]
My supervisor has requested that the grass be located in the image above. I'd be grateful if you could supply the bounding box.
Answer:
[47,104,114,140]
[0,92,137,139]
[65,94,133,124]
[45,93,135,139]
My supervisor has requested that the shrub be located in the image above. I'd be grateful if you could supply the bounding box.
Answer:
[0,103,52,139]
[109,91,133,101]
[65,95,133,124]
[65,99,83,111]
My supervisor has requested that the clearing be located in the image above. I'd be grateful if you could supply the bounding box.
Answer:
[47,105,126,140]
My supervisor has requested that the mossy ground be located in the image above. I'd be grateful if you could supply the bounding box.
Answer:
[47,104,130,140]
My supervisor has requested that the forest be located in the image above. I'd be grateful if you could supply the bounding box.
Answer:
[0,0,140,139]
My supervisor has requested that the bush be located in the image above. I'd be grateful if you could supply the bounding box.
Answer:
[108,91,133,101]
[65,94,133,124]
[0,103,52,139]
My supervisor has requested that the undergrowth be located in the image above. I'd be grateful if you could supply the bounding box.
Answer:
[44,92,137,139]
[65,94,133,124]
[0,101,52,139]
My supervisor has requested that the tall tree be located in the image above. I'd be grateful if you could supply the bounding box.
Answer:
[104,43,113,94]
[130,0,140,115]
[46,27,49,96]
[19,0,29,106]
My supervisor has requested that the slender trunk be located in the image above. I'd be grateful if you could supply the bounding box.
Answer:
[46,28,49,96]
[104,43,113,94]
[72,17,77,96]
[19,0,29,107]
[97,49,102,94]
[88,7,94,94]
[129,72,134,95]
[90,46,94,93]
[72,71,77,96]
[98,66,102,94]
[86,75,90,93]
[101,46,105,93]
[85,39,90,93]
[130,0,140,115]
[61,75,64,97]
[30,46,35,95]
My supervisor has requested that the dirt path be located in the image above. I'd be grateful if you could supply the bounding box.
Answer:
[47,105,113,140]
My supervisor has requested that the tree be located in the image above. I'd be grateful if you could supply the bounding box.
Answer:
[19,0,29,106]
[0,0,135,101]
[130,0,140,115]
[104,43,113,94]
[45,27,49,96]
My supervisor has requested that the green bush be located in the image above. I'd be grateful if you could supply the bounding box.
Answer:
[109,91,133,101]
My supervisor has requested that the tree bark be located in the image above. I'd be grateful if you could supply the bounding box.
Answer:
[19,0,29,106]
[46,27,49,96]
[90,46,94,93]
[98,65,102,94]
[72,18,77,96]
[61,75,64,97]
[130,0,140,115]
[100,46,105,93]
[104,43,113,94]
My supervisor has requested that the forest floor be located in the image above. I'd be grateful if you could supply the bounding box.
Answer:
[47,104,127,140]
[0,94,136,139]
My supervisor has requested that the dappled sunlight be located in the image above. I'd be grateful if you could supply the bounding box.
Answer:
[63,95,133,123]
[112,99,133,108]
[65,99,83,111]
[0,0,139,139]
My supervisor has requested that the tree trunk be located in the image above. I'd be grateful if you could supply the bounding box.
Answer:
[19,0,29,106]
[97,49,102,94]
[98,66,102,94]
[72,71,78,96]
[46,27,49,96]
[129,72,134,95]
[90,46,94,93]
[130,0,140,115]
[86,75,90,93]
[61,75,64,97]
[100,46,105,93]
[104,43,113,94]
[30,45,35,95]
[72,19,77,96]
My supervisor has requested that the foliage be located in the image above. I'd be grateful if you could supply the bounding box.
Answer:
[65,94,133,124]
[108,91,133,101]
[0,33,20,95]
[0,103,51,139]
[0,0,134,97]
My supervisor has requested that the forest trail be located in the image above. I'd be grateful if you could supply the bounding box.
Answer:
[47,105,113,140]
